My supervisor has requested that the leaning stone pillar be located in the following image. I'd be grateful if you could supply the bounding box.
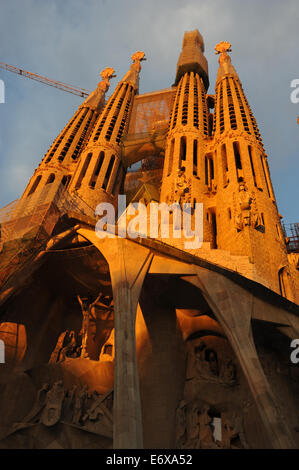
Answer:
[77,228,152,448]
[188,266,296,449]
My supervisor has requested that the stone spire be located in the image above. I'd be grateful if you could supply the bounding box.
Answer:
[20,67,115,205]
[210,41,289,297]
[120,51,146,92]
[80,67,116,111]
[69,52,146,209]
[215,41,238,84]
[175,30,209,90]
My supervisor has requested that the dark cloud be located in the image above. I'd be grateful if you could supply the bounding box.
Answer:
[0,0,298,221]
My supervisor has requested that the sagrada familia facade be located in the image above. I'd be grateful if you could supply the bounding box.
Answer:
[0,30,298,449]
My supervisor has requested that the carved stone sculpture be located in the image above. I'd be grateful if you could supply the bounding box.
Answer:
[198,405,218,449]
[174,170,190,206]
[41,381,65,427]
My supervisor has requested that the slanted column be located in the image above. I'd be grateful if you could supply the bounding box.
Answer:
[76,228,153,448]
[190,266,296,449]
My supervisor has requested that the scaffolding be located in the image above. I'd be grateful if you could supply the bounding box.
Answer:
[282,222,299,253]
[0,184,94,286]
[126,87,176,139]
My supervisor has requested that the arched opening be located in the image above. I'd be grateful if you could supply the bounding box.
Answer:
[278,267,293,301]
[61,175,71,188]
[74,152,92,190]
[233,142,243,181]
[179,136,187,170]
[193,139,198,177]
[102,155,115,191]
[167,139,175,176]
[89,151,104,189]
[221,144,228,187]
[46,174,55,185]
[205,154,214,189]
[27,175,42,196]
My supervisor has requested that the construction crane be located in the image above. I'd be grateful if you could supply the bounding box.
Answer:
[0,61,91,98]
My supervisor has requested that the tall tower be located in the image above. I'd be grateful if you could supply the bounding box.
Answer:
[160,31,217,245]
[160,31,209,203]
[14,67,115,216]
[69,52,146,209]
[211,41,294,297]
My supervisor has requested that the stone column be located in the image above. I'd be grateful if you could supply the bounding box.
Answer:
[188,266,296,449]
[77,228,152,448]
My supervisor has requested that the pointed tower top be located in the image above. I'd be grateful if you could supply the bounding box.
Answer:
[175,29,209,90]
[80,66,116,110]
[215,41,238,84]
[121,51,146,91]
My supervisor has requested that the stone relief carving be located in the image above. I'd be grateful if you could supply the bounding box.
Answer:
[234,183,265,233]
[11,382,113,438]
[234,182,252,231]
[49,330,81,363]
[173,170,191,206]
[190,340,237,386]
[49,292,114,363]
[175,402,248,449]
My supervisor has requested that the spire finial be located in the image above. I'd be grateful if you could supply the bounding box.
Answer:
[215,41,238,83]
[215,41,232,55]
[121,51,146,90]
[131,51,146,63]
[100,67,116,81]
[80,67,116,110]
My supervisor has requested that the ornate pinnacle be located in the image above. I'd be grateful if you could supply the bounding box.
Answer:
[214,41,232,55]
[100,67,116,81]
[215,41,238,84]
[131,51,146,63]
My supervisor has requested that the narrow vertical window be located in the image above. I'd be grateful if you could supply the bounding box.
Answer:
[233,142,242,169]
[205,154,214,188]
[168,139,175,176]
[205,156,208,185]
[46,174,55,184]
[89,151,104,188]
[260,154,274,199]
[28,175,42,196]
[75,152,92,189]
[179,136,186,170]
[221,144,228,186]
[102,155,116,190]
[248,146,257,187]
[193,139,198,176]
[112,163,123,196]
[61,175,71,188]
[278,267,292,300]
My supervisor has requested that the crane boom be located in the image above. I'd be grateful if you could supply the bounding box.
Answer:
[0,61,91,97]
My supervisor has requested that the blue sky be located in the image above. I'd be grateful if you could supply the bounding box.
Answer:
[0,0,298,222]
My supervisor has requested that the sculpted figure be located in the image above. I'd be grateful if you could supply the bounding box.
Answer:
[221,360,237,386]
[62,385,78,422]
[41,381,65,427]
[72,385,89,426]
[174,170,190,206]
[77,296,91,358]
[194,343,220,382]
[238,182,252,227]
[59,330,80,361]
[198,405,217,449]
[49,331,69,363]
